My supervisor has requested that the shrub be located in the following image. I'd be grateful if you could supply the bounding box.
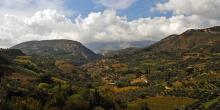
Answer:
[38,73,53,83]
[38,83,51,90]
[64,94,89,110]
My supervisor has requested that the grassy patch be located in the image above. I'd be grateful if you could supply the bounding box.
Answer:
[111,86,141,93]
[146,96,198,110]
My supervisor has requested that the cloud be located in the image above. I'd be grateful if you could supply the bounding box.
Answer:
[0,9,76,47]
[0,38,14,48]
[1,0,220,48]
[95,0,137,9]
[0,0,66,16]
[154,0,220,19]
[1,9,220,48]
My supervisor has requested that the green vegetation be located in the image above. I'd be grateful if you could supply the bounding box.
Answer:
[0,26,220,110]
[146,96,198,110]
[1,45,219,110]
[128,99,150,110]
[202,96,220,109]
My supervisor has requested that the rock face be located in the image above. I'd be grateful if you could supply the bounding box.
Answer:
[11,40,100,64]
[148,26,220,52]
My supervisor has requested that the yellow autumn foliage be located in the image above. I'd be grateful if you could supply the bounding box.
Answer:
[111,86,140,93]
[55,60,75,73]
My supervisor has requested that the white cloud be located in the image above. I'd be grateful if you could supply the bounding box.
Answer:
[95,0,137,9]
[1,9,220,48]
[0,0,66,16]
[0,0,220,48]
[0,9,76,47]
[154,0,220,19]
[0,0,32,7]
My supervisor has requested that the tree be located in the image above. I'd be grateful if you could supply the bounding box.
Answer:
[64,94,89,110]
[38,73,53,83]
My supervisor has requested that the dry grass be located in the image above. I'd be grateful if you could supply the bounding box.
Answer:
[111,86,141,93]
[55,60,75,73]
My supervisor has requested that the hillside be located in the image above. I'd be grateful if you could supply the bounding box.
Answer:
[11,40,100,64]
[84,26,220,110]
[0,49,25,57]
[0,49,94,110]
[0,49,25,61]
[0,26,219,110]
[148,26,220,52]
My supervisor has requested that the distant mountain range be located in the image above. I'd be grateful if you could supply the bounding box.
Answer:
[84,40,155,54]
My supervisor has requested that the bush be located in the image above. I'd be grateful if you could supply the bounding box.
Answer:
[38,83,51,90]
[38,73,53,83]
[0,56,9,64]
[64,94,89,110]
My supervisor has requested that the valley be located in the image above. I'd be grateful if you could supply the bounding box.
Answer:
[0,26,220,110]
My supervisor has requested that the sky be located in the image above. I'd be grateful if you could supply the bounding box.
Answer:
[0,0,220,48]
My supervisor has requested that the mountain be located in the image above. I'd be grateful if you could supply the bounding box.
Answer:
[83,26,220,110]
[0,26,220,110]
[148,26,220,52]
[84,40,155,54]
[11,40,100,64]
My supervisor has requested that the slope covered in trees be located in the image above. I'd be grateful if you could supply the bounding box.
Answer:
[0,26,220,110]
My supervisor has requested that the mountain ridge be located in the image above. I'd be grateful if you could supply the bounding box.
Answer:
[0,26,219,110]
[147,26,220,52]
[11,39,100,64]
